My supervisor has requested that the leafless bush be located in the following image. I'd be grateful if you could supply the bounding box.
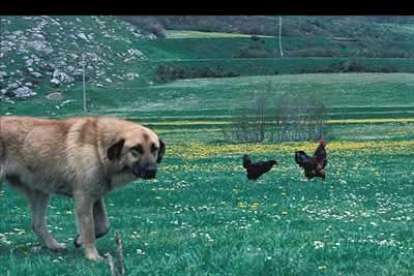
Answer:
[222,90,268,143]
[223,83,329,143]
[272,92,328,142]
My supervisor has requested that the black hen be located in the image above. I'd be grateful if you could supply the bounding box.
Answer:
[243,155,278,180]
[295,139,328,180]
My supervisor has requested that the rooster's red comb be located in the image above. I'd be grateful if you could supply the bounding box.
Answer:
[319,138,327,147]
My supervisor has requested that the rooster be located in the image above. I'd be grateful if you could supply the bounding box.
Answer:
[242,155,278,180]
[295,139,328,180]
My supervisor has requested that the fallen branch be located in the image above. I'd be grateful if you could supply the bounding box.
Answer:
[115,231,126,276]
[106,253,117,276]
[106,232,127,276]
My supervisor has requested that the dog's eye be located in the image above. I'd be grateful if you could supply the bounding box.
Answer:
[151,143,158,153]
[131,145,143,156]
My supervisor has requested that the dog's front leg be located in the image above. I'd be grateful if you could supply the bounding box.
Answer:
[74,197,110,247]
[93,198,110,239]
[75,195,103,261]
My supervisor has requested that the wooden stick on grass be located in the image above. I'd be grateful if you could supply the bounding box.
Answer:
[115,231,126,276]
[106,253,117,276]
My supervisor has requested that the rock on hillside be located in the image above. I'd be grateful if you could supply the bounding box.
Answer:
[0,16,154,99]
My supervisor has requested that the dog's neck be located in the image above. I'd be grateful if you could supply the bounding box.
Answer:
[105,169,137,193]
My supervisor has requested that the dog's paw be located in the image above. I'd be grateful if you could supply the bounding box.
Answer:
[48,242,67,252]
[85,247,103,261]
[86,253,104,262]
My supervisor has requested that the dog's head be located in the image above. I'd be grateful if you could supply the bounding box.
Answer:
[106,122,165,180]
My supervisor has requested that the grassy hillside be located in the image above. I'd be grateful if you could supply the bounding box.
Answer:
[148,30,414,59]
[122,16,414,37]
[5,73,413,119]
[123,16,414,58]
[2,16,414,110]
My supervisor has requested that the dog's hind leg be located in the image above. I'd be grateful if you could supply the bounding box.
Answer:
[26,189,67,251]
[74,197,109,247]
[7,176,66,251]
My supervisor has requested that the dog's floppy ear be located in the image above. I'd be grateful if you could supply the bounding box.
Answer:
[108,138,125,161]
[157,139,165,163]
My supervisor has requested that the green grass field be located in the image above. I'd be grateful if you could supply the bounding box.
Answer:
[2,71,414,275]
[3,17,414,275]
[3,22,414,274]
[1,140,414,275]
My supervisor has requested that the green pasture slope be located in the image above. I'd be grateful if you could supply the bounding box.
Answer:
[5,73,414,128]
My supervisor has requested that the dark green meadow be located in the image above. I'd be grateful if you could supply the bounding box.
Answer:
[1,137,414,275]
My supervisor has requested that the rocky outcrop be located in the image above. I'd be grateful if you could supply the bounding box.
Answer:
[51,69,74,85]
[13,86,37,98]
[0,16,152,100]
[45,91,65,100]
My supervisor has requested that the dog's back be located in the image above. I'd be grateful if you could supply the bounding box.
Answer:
[0,116,84,193]
[0,136,5,186]
[0,117,5,186]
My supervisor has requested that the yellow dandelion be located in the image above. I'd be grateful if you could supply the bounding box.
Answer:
[318,265,327,270]
[251,203,260,211]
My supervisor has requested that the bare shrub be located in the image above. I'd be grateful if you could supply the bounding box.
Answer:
[273,92,329,142]
[222,90,268,143]
[223,83,329,143]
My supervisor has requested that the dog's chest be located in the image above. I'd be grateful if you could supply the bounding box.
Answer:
[55,182,75,197]
[110,172,137,190]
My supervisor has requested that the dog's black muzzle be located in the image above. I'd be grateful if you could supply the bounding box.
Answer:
[132,162,157,179]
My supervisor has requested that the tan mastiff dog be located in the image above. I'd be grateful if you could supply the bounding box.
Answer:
[0,116,165,261]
